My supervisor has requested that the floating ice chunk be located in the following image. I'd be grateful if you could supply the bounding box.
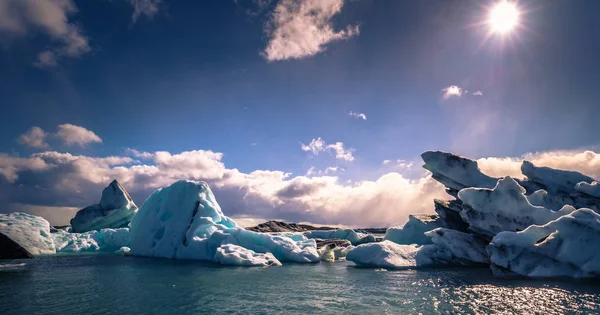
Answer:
[129,180,318,265]
[71,180,138,233]
[575,181,600,199]
[318,244,337,262]
[214,244,282,267]
[305,229,375,246]
[115,246,131,256]
[52,228,130,252]
[488,209,600,279]
[0,212,56,257]
[346,240,452,269]
[421,151,498,196]
[425,228,489,264]
[384,214,445,245]
[458,177,576,238]
[521,161,594,194]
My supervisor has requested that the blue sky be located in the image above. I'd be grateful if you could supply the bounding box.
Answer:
[2,0,600,226]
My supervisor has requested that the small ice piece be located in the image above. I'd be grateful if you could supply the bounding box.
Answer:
[115,246,131,256]
[575,181,600,199]
[0,212,56,257]
[305,229,375,245]
[521,161,594,194]
[384,214,446,245]
[424,228,489,264]
[488,209,600,279]
[458,177,576,238]
[346,240,452,269]
[214,244,281,267]
[70,180,138,233]
[318,243,336,262]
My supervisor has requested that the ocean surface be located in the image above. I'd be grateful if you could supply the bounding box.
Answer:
[1,254,599,314]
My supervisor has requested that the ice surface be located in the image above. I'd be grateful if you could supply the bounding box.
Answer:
[424,228,489,264]
[52,228,130,252]
[0,212,56,256]
[421,151,498,196]
[71,180,138,233]
[521,161,595,194]
[305,229,375,246]
[384,214,446,245]
[575,181,600,199]
[458,177,576,238]
[129,180,319,265]
[488,209,600,278]
[214,244,282,267]
[346,240,452,269]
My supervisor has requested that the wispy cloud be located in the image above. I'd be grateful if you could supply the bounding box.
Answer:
[441,85,463,99]
[472,90,483,96]
[301,137,355,161]
[349,111,367,120]
[382,159,414,170]
[262,0,359,61]
[17,124,102,149]
[18,127,49,149]
[129,0,162,23]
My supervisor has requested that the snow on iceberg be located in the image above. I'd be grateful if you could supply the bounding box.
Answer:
[521,161,594,194]
[0,212,56,256]
[421,151,498,196]
[458,177,576,238]
[305,229,375,246]
[384,214,446,245]
[214,244,282,267]
[575,181,600,199]
[71,180,138,233]
[129,180,319,265]
[488,209,600,278]
[52,228,130,253]
[424,228,489,264]
[346,240,452,269]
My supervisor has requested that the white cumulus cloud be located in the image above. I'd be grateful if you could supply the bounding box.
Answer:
[262,0,359,61]
[441,85,463,99]
[18,127,49,149]
[349,111,366,120]
[56,124,102,147]
[301,137,355,161]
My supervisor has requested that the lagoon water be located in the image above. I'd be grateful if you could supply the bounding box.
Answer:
[1,254,599,314]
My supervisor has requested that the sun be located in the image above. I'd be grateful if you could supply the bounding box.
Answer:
[488,1,519,34]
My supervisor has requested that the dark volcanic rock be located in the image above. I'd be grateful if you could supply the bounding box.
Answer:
[0,232,34,260]
[246,220,335,233]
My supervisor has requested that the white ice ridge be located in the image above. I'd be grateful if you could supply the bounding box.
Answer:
[488,209,600,278]
[214,244,282,267]
[305,229,375,246]
[52,228,130,253]
[384,214,445,245]
[458,177,576,238]
[346,240,452,269]
[521,161,595,194]
[129,180,319,266]
[70,180,138,233]
[0,212,56,255]
[421,151,498,193]
[575,181,600,199]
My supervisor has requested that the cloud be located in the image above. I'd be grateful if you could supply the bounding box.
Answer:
[56,124,102,147]
[306,166,342,176]
[441,85,463,99]
[234,0,273,17]
[382,159,414,170]
[0,0,91,67]
[129,0,162,23]
[18,127,49,149]
[349,111,367,120]
[472,90,483,96]
[262,0,359,61]
[301,137,355,161]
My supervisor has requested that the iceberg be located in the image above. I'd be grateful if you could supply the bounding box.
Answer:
[488,209,600,279]
[384,214,446,245]
[52,228,130,253]
[424,228,489,264]
[575,181,600,199]
[346,240,452,269]
[458,177,576,238]
[129,180,319,265]
[70,180,138,233]
[0,212,56,258]
[433,199,469,232]
[214,244,282,267]
[521,161,594,194]
[305,229,375,246]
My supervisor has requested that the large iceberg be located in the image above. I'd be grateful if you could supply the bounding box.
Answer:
[346,241,452,269]
[488,209,600,278]
[71,180,138,233]
[458,177,576,238]
[129,180,319,265]
[52,228,130,253]
[424,228,489,264]
[384,214,446,245]
[521,161,594,194]
[305,229,375,246]
[0,212,56,258]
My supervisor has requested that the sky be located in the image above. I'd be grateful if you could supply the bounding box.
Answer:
[1,0,600,227]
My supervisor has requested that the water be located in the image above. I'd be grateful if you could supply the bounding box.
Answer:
[1,254,599,314]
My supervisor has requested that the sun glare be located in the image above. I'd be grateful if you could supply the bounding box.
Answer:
[489,1,519,34]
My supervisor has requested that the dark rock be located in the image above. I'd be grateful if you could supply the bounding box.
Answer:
[434,199,469,232]
[0,232,34,260]
[246,220,335,233]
